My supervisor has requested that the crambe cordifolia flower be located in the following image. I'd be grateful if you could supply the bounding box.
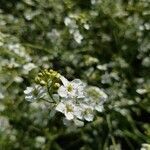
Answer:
[58,76,86,99]
[80,104,94,122]
[24,69,108,126]
[56,101,75,120]
[23,62,37,74]
[86,86,108,112]
[24,84,46,102]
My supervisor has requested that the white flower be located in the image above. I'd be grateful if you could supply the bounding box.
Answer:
[0,116,10,131]
[73,30,83,44]
[81,104,94,122]
[64,17,77,29]
[35,136,46,148]
[47,29,60,43]
[73,119,84,127]
[14,76,23,83]
[55,101,75,120]
[74,105,83,120]
[0,92,4,99]
[35,136,45,144]
[84,24,90,30]
[86,86,107,112]
[58,76,86,99]
[64,17,72,26]
[63,118,84,127]
[95,105,104,112]
[136,88,147,95]
[140,143,150,150]
[23,63,37,74]
[24,85,46,102]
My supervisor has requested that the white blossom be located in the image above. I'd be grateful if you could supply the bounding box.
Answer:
[73,30,83,44]
[73,119,84,127]
[136,88,147,95]
[80,104,94,122]
[58,76,86,99]
[0,92,4,99]
[35,136,46,148]
[86,86,107,112]
[23,62,37,74]
[24,84,46,102]
[24,73,108,126]
[64,17,77,29]
[0,116,10,131]
[140,143,150,150]
[56,101,75,120]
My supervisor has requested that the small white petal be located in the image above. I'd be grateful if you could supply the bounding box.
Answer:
[24,87,33,94]
[65,112,74,120]
[25,95,36,101]
[95,105,104,112]
[74,119,84,127]
[99,90,108,99]
[55,102,65,113]
[60,76,69,86]
[71,79,82,85]
[58,86,68,98]
[136,89,147,95]
[84,113,94,122]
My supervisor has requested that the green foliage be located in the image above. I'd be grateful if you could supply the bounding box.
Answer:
[0,0,150,149]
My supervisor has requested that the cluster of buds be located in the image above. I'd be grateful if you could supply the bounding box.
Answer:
[35,69,61,90]
[24,69,108,126]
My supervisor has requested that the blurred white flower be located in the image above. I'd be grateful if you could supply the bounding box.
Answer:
[81,104,94,122]
[86,86,107,112]
[64,17,72,26]
[35,136,45,148]
[136,88,147,95]
[8,58,20,68]
[0,104,5,112]
[7,43,31,61]
[24,85,46,102]
[64,17,77,29]
[84,24,90,30]
[140,143,150,150]
[74,119,84,127]
[73,30,83,44]
[0,92,4,99]
[23,62,37,74]
[14,76,23,83]
[0,116,10,131]
[97,64,107,71]
[47,29,60,43]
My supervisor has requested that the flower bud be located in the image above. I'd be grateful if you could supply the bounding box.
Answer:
[35,76,41,83]
[56,73,60,78]
[40,80,46,86]
[49,69,53,73]
[54,83,60,88]
[38,73,43,77]
[45,72,51,77]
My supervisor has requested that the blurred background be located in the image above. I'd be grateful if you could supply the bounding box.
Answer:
[0,0,150,149]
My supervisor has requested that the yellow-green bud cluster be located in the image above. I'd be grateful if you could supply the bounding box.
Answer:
[35,69,61,89]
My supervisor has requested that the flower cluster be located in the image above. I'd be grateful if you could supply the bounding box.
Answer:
[24,69,107,126]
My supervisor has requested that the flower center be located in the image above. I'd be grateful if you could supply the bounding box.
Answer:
[67,84,73,92]
[33,89,39,96]
[66,104,73,112]
[84,108,92,115]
